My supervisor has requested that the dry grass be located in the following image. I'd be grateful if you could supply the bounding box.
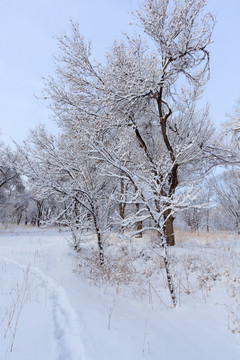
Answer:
[75,234,240,327]
[1,263,31,358]
[71,229,239,256]
[106,229,239,245]
[175,229,239,244]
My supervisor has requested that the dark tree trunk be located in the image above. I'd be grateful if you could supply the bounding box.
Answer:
[92,212,104,265]
[162,241,177,307]
[96,231,104,266]
[16,209,22,225]
[206,208,209,233]
[163,209,175,246]
[36,200,44,227]
[136,219,143,237]
[119,177,127,233]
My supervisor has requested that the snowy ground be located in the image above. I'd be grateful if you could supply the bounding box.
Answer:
[0,227,240,360]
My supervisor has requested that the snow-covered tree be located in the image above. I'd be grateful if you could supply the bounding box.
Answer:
[40,0,225,306]
[34,0,240,307]
[224,99,240,151]
[18,126,115,264]
[44,0,218,250]
[0,143,26,225]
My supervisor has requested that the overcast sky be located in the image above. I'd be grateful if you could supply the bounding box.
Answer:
[0,0,240,145]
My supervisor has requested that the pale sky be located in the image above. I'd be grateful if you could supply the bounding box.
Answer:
[0,0,240,145]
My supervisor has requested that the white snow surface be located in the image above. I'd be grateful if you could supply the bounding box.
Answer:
[0,227,240,360]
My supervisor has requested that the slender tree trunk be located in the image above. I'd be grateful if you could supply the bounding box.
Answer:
[162,237,177,307]
[119,177,127,233]
[16,210,22,225]
[92,212,104,265]
[135,203,143,238]
[119,203,124,221]
[236,218,240,235]
[237,200,240,235]
[36,200,44,227]
[96,229,104,266]
[156,230,176,307]
[206,208,209,233]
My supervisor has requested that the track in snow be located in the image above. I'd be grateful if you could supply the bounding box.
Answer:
[0,256,86,360]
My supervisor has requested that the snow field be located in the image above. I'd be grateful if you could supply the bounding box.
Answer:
[0,228,240,359]
[0,259,53,359]
[0,256,86,360]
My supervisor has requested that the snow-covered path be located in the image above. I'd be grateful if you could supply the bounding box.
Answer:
[1,227,240,360]
[0,256,86,360]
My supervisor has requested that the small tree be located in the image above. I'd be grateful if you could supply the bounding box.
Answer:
[18,126,115,264]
